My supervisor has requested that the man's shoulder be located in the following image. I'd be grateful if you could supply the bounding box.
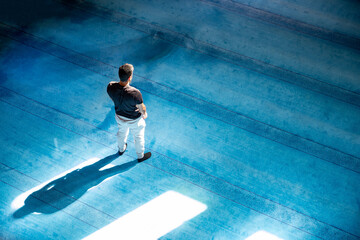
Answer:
[107,81,120,91]
[126,85,141,93]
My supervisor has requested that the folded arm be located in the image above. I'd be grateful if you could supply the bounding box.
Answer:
[136,103,148,119]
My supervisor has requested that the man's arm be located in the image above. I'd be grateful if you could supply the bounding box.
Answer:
[136,103,148,119]
[107,81,117,98]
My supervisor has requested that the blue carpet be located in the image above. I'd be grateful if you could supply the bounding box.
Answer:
[0,0,359,239]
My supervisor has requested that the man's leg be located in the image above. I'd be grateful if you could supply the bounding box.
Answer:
[115,115,130,152]
[129,118,146,159]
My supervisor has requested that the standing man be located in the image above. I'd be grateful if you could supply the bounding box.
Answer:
[107,63,151,162]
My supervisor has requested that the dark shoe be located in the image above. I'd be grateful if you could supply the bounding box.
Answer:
[138,152,151,163]
[118,143,127,156]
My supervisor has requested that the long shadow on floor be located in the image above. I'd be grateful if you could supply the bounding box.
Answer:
[13,153,138,218]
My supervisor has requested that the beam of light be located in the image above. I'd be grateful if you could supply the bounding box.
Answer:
[11,157,109,210]
[245,231,284,240]
[83,191,208,240]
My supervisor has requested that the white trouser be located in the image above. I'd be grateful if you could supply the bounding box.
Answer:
[115,114,146,159]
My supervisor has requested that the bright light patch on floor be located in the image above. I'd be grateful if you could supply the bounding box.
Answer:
[83,191,207,240]
[246,231,284,240]
[11,157,106,210]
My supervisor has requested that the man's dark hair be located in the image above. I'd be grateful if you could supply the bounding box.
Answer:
[118,63,134,82]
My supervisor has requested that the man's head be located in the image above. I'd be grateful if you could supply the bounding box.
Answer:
[118,63,134,83]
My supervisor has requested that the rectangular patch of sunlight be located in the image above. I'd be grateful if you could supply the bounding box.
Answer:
[246,230,284,240]
[83,191,207,240]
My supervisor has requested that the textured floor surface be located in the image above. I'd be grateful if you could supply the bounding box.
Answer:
[0,0,359,239]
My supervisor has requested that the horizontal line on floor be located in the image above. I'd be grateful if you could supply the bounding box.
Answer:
[59,0,360,108]
[1,22,359,174]
[1,93,357,240]
[200,0,360,51]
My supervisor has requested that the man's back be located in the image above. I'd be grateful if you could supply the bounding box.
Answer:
[107,82,143,119]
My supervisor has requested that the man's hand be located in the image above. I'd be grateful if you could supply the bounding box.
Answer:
[143,112,148,119]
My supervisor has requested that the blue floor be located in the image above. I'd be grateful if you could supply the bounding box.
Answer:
[0,0,359,239]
